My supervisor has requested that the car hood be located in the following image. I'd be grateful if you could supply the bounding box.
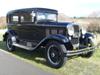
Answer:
[37,21,73,26]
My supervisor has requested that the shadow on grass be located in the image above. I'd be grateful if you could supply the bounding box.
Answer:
[0,41,49,67]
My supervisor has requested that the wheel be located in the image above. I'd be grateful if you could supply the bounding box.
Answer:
[82,51,94,58]
[6,35,15,51]
[45,41,67,68]
[81,38,94,58]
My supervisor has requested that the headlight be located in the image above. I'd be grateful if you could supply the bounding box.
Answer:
[81,27,86,34]
[67,24,74,36]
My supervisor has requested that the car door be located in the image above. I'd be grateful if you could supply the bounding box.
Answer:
[14,13,46,44]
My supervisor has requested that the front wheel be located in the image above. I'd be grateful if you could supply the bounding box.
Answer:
[6,35,15,52]
[81,38,95,58]
[45,41,67,68]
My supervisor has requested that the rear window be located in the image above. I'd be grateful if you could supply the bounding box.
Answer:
[10,15,19,23]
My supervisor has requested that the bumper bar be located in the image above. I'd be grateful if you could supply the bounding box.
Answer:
[66,46,95,56]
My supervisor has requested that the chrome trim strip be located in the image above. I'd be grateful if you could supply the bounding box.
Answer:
[13,43,34,50]
[67,46,95,53]
[67,49,94,56]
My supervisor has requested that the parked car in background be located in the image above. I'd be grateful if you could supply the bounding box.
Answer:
[3,8,95,68]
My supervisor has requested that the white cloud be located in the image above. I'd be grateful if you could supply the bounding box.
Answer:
[0,0,100,17]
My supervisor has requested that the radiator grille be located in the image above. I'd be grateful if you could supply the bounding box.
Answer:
[71,37,79,44]
[73,25,80,38]
[71,25,80,45]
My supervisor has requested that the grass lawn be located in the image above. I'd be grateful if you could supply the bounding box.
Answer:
[0,30,100,75]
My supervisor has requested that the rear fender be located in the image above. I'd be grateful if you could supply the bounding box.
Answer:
[3,30,16,41]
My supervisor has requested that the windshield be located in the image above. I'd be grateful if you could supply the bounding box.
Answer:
[37,12,57,22]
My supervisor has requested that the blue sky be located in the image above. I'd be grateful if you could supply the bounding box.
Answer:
[0,0,100,17]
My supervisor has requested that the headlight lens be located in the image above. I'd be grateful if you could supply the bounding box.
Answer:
[67,24,74,36]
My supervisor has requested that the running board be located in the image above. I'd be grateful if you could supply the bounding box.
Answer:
[13,43,34,51]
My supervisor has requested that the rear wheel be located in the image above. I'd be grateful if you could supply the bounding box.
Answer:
[45,41,67,68]
[6,35,15,51]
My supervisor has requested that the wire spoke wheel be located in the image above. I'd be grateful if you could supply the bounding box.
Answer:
[45,41,67,68]
[6,35,15,51]
[47,45,62,65]
[81,38,94,58]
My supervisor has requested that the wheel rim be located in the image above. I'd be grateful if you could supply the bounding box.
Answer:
[7,37,13,50]
[47,45,62,65]
[88,39,93,47]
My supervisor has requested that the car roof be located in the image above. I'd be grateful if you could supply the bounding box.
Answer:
[7,8,58,16]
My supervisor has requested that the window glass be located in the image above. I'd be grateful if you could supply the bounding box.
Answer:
[37,13,46,20]
[47,14,56,21]
[37,12,57,22]
[20,13,34,23]
[12,16,19,23]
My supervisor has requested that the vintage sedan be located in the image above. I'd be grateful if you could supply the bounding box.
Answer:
[3,8,95,68]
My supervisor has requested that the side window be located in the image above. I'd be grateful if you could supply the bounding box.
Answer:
[20,12,36,23]
[20,14,33,23]
[11,15,19,23]
[12,16,19,22]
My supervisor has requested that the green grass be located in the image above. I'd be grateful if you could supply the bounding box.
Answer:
[0,31,100,75]
[0,32,4,41]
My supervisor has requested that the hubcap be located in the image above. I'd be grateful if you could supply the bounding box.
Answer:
[51,52,55,57]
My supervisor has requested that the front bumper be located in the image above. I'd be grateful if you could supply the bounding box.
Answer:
[66,46,95,56]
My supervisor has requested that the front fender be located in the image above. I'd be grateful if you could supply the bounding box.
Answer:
[44,34,69,44]
[38,34,69,47]
[84,32,94,39]
[32,34,70,50]
[80,32,95,45]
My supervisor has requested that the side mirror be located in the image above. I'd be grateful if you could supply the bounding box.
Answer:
[31,12,36,23]
[34,16,37,23]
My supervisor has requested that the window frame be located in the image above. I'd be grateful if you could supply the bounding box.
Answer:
[8,14,20,24]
